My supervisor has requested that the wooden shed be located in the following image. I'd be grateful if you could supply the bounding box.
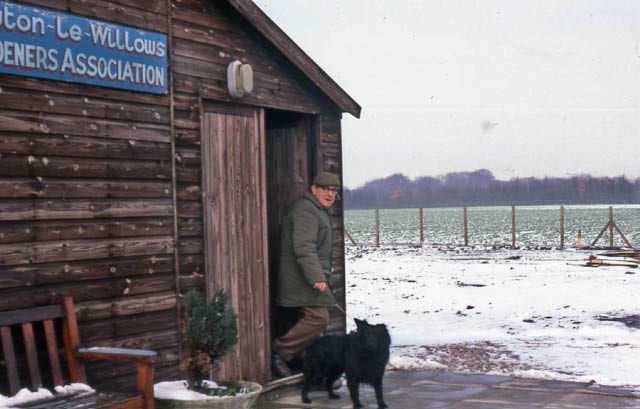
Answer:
[0,0,360,391]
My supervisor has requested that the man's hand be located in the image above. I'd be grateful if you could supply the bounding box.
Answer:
[313,282,327,292]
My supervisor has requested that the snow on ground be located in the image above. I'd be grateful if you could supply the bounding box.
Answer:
[345,245,640,391]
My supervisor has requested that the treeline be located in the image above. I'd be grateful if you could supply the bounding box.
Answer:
[343,169,640,209]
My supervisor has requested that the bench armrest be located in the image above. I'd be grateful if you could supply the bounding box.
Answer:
[76,346,157,409]
[76,347,158,364]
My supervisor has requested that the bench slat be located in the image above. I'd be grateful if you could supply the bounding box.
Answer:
[19,391,137,408]
[22,322,42,391]
[0,304,64,326]
[43,319,64,387]
[1,325,20,395]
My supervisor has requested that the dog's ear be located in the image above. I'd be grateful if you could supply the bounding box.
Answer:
[354,318,365,328]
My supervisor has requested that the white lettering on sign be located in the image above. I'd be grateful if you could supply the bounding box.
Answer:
[88,23,165,58]
[0,1,167,94]
[0,5,45,35]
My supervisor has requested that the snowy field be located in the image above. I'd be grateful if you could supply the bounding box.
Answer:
[345,245,640,392]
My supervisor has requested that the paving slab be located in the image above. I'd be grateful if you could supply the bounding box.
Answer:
[254,370,640,409]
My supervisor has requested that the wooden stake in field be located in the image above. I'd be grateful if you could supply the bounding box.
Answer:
[609,206,614,248]
[463,206,469,246]
[419,207,424,247]
[578,230,582,248]
[560,206,565,249]
[344,229,358,247]
[375,208,380,247]
[511,205,516,248]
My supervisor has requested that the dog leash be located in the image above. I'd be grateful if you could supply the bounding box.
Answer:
[325,279,351,319]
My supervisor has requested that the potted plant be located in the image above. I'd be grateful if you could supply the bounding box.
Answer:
[154,289,262,409]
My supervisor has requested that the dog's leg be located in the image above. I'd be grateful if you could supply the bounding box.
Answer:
[373,378,388,408]
[301,379,312,404]
[346,377,363,408]
[325,374,341,399]
[301,372,313,404]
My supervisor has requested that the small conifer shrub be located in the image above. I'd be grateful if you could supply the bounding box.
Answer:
[182,289,238,383]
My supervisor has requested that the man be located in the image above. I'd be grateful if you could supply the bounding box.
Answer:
[271,171,341,378]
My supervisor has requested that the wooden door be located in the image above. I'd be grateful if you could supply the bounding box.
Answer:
[200,106,269,383]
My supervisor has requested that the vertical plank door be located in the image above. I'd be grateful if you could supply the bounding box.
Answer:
[201,108,269,383]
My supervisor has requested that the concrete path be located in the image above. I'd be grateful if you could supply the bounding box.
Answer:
[255,370,640,409]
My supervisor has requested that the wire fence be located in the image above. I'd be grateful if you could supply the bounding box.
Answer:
[344,205,639,249]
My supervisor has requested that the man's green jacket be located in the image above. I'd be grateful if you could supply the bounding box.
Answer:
[275,192,335,307]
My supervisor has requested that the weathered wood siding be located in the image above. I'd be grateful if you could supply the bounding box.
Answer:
[0,0,177,392]
[0,0,347,391]
[171,0,341,296]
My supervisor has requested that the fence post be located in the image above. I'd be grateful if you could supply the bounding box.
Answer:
[609,206,614,248]
[375,208,380,247]
[560,206,565,249]
[419,207,424,247]
[511,205,516,248]
[590,206,632,248]
[463,206,469,246]
[578,230,582,248]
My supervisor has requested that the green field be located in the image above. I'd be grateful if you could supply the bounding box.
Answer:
[344,205,640,247]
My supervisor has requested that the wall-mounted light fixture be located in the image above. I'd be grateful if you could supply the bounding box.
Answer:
[227,60,254,98]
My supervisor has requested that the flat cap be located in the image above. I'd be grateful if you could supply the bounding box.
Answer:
[312,171,340,187]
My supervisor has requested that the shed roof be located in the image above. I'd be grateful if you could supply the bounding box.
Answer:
[226,0,362,118]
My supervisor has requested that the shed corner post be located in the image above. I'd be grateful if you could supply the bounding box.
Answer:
[167,0,184,372]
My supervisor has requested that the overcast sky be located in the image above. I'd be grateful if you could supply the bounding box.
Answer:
[254,1,640,188]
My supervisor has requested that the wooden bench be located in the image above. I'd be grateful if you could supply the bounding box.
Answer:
[0,297,158,408]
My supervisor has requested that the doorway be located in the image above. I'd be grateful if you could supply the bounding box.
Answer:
[264,110,316,345]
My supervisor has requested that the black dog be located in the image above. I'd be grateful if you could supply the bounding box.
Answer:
[301,318,391,408]
[345,318,391,408]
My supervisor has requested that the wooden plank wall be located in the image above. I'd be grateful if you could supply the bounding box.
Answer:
[0,0,179,392]
[171,0,341,297]
[171,0,332,115]
[0,0,347,391]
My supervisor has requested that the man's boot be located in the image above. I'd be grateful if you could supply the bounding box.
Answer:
[271,353,292,378]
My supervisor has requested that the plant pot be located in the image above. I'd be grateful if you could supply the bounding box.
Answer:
[155,381,262,409]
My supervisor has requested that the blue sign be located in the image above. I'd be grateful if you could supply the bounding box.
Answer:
[0,1,167,94]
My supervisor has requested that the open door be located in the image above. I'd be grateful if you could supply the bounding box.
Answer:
[200,103,270,383]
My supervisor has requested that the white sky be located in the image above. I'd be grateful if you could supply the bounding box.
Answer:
[253,1,640,188]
